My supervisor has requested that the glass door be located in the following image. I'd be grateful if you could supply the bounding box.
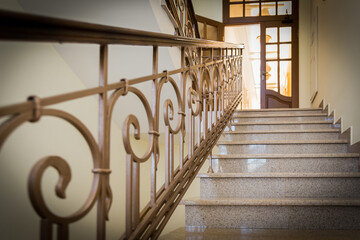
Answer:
[260,21,298,108]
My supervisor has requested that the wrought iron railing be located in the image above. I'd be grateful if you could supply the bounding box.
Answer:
[0,10,243,240]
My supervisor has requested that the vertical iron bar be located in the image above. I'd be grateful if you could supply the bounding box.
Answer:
[170,133,174,181]
[165,127,170,188]
[198,48,203,144]
[97,44,108,240]
[132,162,140,227]
[57,224,68,240]
[150,46,158,207]
[40,219,52,240]
[188,107,193,158]
[179,47,185,170]
[125,155,133,236]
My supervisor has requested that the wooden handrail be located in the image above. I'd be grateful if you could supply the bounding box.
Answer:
[0,10,244,48]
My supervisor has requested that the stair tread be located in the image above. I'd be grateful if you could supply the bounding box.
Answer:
[197,172,360,178]
[217,139,348,145]
[235,108,323,113]
[233,113,328,118]
[223,129,340,134]
[233,120,333,125]
[181,197,360,206]
[212,153,359,159]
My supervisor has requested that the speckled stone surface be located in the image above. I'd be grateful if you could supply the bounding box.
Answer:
[233,122,332,131]
[211,157,360,173]
[222,130,339,141]
[181,197,360,206]
[233,115,329,123]
[199,174,360,198]
[185,205,360,229]
[160,228,360,240]
[233,108,323,116]
[182,108,360,231]
[218,141,348,154]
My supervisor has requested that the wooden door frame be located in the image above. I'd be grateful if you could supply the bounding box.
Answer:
[260,20,299,108]
[223,0,299,108]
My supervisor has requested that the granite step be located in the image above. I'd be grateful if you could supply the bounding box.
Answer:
[233,113,330,123]
[232,120,334,131]
[217,140,348,154]
[182,197,360,229]
[211,153,360,173]
[160,227,360,240]
[222,129,340,141]
[198,172,360,199]
[233,108,323,116]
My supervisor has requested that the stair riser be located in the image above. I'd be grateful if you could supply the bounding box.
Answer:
[222,132,339,141]
[233,116,329,123]
[200,177,360,198]
[185,205,360,229]
[233,123,332,131]
[212,157,360,173]
[234,110,323,116]
[218,143,348,154]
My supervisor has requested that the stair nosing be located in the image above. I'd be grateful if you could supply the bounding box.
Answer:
[196,172,360,178]
[217,139,348,145]
[233,113,328,118]
[212,153,359,159]
[232,120,333,125]
[235,108,323,112]
[223,129,340,134]
[181,197,360,206]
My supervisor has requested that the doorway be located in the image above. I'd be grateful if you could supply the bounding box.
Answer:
[225,24,261,109]
[260,21,298,108]
[223,0,299,109]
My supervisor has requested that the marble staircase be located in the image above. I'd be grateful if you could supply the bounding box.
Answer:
[181,108,360,230]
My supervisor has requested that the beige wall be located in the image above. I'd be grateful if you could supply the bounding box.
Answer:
[192,0,223,22]
[311,0,360,143]
[299,0,312,108]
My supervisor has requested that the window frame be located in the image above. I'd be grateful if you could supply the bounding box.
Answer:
[223,0,298,25]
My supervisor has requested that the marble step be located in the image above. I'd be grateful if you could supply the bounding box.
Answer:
[160,227,360,240]
[232,120,334,131]
[211,153,360,173]
[218,140,348,154]
[234,108,323,117]
[182,197,360,229]
[233,113,330,123]
[198,172,360,199]
[222,129,340,141]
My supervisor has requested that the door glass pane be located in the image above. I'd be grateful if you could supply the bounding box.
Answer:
[245,3,260,17]
[207,25,218,41]
[261,2,276,16]
[279,44,291,59]
[280,27,291,42]
[280,61,292,96]
[265,27,277,43]
[278,1,292,15]
[230,4,243,18]
[265,61,278,92]
[266,44,278,60]
[230,0,243,2]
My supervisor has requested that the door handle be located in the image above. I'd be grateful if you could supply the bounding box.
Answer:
[262,72,267,81]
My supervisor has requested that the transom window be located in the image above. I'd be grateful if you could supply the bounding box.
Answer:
[228,0,292,18]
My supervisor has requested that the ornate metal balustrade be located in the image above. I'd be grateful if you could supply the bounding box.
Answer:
[0,10,243,240]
